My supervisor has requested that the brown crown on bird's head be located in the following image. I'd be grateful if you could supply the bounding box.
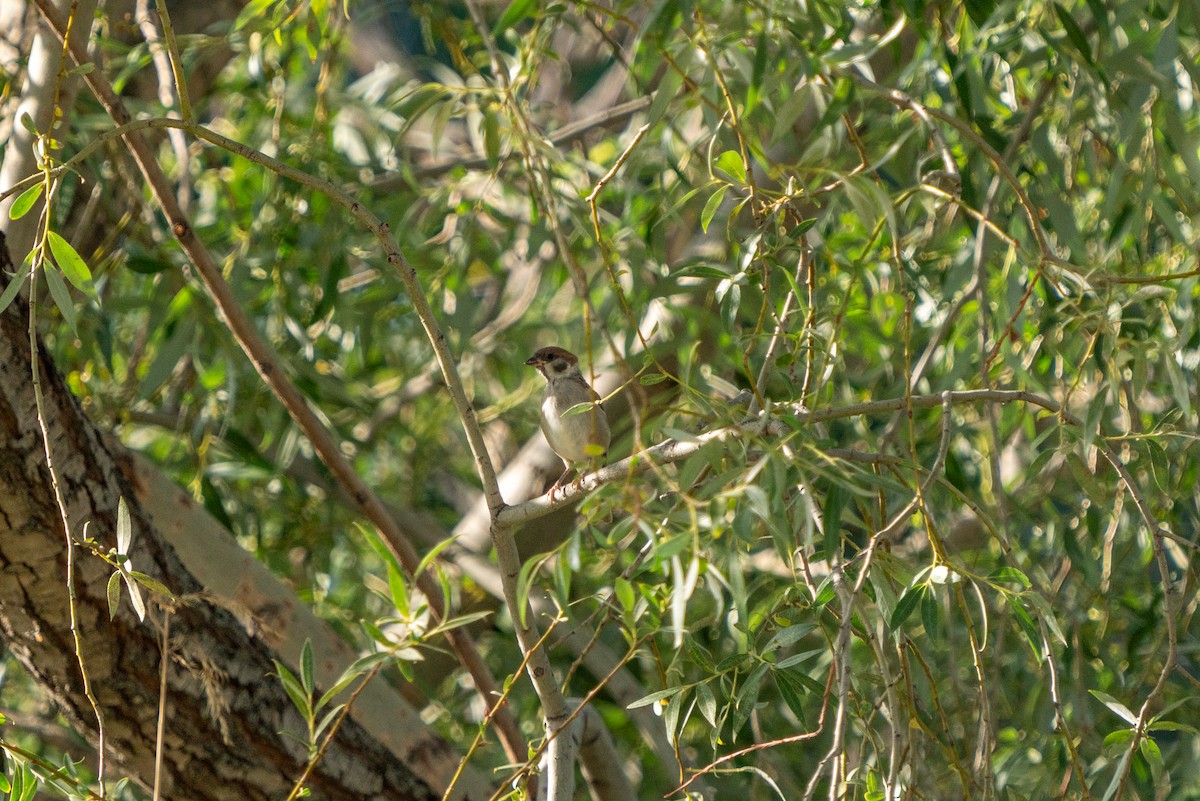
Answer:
[525,346,579,378]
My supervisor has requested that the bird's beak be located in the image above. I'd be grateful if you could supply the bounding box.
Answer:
[524,356,540,366]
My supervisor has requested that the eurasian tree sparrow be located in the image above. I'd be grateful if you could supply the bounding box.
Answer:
[525,346,610,494]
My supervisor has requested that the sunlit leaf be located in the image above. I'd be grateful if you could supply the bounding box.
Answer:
[46,230,92,292]
[8,183,43,220]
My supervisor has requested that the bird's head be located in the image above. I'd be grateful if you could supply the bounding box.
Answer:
[525,346,580,380]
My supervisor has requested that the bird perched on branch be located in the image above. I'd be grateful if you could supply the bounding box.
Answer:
[525,346,610,496]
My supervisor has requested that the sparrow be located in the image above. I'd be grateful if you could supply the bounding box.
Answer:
[525,346,610,495]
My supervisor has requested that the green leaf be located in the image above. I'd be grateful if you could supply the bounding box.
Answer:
[772,671,811,724]
[747,27,768,114]
[483,108,501,166]
[1090,690,1138,725]
[1145,439,1169,492]
[124,254,173,274]
[920,586,939,639]
[415,534,457,581]
[107,572,122,620]
[234,0,277,30]
[360,523,405,578]
[889,584,924,630]
[0,260,32,315]
[1139,735,1164,776]
[701,185,728,233]
[46,230,92,292]
[9,762,21,801]
[301,639,315,695]
[8,183,43,220]
[775,648,824,670]
[117,496,132,555]
[731,663,768,734]
[684,636,715,672]
[614,576,635,611]
[764,623,814,652]
[627,686,682,710]
[386,562,409,616]
[811,576,836,607]
[314,704,346,739]
[696,682,717,727]
[988,567,1031,588]
[120,569,147,622]
[429,610,493,636]
[1148,719,1198,734]
[562,401,597,418]
[1023,592,1066,647]
[1102,728,1135,750]
[127,571,173,599]
[1007,596,1042,658]
[1054,2,1095,67]
[274,660,311,719]
[714,150,746,183]
[42,261,78,338]
[317,663,370,712]
[493,0,537,36]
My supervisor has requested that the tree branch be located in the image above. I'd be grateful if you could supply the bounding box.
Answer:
[31,0,523,767]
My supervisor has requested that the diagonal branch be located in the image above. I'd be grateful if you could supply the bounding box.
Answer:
[31,0,523,766]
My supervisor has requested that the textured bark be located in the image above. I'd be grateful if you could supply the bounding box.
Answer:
[0,240,489,800]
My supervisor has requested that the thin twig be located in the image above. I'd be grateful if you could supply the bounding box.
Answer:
[585,123,650,204]
[32,0,524,764]
[152,606,171,801]
[676,664,833,796]
[136,0,191,210]
[283,661,385,801]
[372,96,652,186]
[151,0,190,120]
[26,109,109,799]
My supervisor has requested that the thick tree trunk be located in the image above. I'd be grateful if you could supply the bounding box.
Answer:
[0,235,489,800]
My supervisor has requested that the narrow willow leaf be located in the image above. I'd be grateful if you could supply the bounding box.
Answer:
[128,571,173,598]
[627,686,681,710]
[0,261,32,315]
[988,567,1031,587]
[8,183,43,220]
[43,262,79,338]
[117,497,132,555]
[889,584,924,630]
[121,569,147,621]
[233,0,276,30]
[301,639,315,695]
[920,587,939,640]
[1090,690,1138,725]
[107,572,122,620]
[493,0,536,36]
[701,185,728,233]
[696,682,717,728]
[774,670,808,724]
[383,561,408,617]
[614,576,635,611]
[46,230,92,292]
[274,660,311,718]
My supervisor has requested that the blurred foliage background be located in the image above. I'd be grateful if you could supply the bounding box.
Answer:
[3,0,1200,798]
